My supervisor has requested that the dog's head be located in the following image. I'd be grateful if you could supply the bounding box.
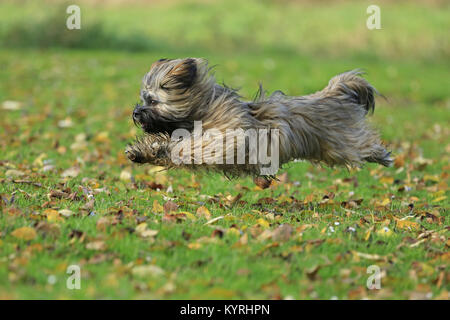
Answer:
[133,58,214,134]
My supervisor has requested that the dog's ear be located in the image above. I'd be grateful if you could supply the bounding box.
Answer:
[151,58,170,70]
[163,58,197,90]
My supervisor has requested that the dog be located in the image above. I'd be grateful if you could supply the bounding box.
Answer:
[126,58,392,177]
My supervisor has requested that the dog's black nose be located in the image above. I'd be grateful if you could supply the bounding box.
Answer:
[133,106,144,119]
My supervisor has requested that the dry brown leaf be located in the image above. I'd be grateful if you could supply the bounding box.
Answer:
[396,219,420,231]
[272,224,293,242]
[196,206,211,219]
[86,240,106,251]
[135,223,158,238]
[61,167,80,178]
[164,201,178,214]
[305,265,321,280]
[253,177,271,189]
[11,226,37,241]
[35,222,61,238]
[152,200,163,213]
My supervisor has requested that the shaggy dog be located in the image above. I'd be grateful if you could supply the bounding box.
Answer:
[126,58,391,178]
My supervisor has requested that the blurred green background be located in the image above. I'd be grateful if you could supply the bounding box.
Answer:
[1,0,449,103]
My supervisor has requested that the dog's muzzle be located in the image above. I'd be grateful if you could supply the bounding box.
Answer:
[132,104,146,126]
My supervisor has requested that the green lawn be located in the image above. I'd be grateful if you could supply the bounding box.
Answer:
[0,0,448,299]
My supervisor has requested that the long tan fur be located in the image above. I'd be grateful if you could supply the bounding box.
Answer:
[126,58,392,177]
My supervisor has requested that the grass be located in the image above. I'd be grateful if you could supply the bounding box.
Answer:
[0,0,448,299]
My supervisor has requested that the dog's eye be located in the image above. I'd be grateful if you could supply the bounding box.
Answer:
[147,99,158,106]
[143,93,158,106]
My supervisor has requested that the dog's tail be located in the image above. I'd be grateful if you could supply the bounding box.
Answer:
[322,70,377,114]
[297,70,392,168]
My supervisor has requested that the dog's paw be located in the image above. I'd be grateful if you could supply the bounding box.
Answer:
[125,146,144,163]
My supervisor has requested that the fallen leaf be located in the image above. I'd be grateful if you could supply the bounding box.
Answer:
[257,218,270,228]
[135,223,158,238]
[86,240,106,251]
[35,221,61,238]
[254,177,271,189]
[164,201,178,214]
[82,199,94,211]
[432,196,447,203]
[5,169,25,178]
[379,177,394,184]
[140,229,158,238]
[58,118,73,128]
[396,220,420,231]
[48,190,68,200]
[364,228,372,241]
[132,265,164,277]
[58,209,74,217]
[179,211,196,220]
[377,227,393,237]
[45,209,62,222]
[61,167,80,178]
[2,100,22,110]
[11,227,37,241]
[353,251,387,261]
[70,133,88,150]
[410,238,427,248]
[272,224,293,241]
[152,200,163,213]
[227,228,241,237]
[196,206,211,219]
[119,170,132,182]
[94,131,110,143]
[257,229,273,241]
[204,216,223,225]
[187,242,202,250]
[238,233,248,245]
[306,265,321,280]
[32,153,47,167]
